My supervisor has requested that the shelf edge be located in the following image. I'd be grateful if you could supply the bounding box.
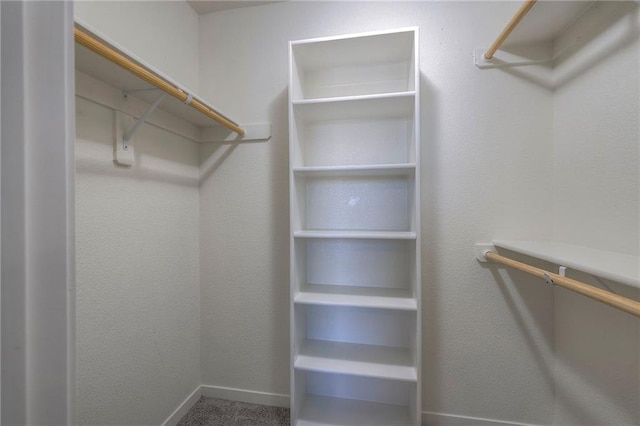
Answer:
[492,240,640,288]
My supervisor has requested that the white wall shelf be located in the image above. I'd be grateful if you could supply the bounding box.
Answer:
[474,1,597,69]
[74,20,270,144]
[492,240,640,289]
[289,27,420,425]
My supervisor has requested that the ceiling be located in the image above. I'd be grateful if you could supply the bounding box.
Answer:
[187,1,283,15]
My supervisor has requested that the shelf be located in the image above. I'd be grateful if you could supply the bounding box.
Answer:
[295,284,416,311]
[294,231,416,240]
[293,91,415,106]
[295,175,414,232]
[295,339,417,382]
[292,92,415,122]
[297,394,412,426]
[294,164,416,178]
[296,238,415,291]
[291,28,416,101]
[492,240,640,289]
[74,21,238,130]
[498,1,596,47]
[291,114,415,167]
[475,1,597,69]
[302,305,415,349]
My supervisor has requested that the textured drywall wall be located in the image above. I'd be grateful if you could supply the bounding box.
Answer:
[75,0,200,92]
[75,97,201,425]
[74,2,202,423]
[552,3,640,425]
[197,2,556,424]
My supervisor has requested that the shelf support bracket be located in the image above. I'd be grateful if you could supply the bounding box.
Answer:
[123,92,166,149]
[114,92,166,167]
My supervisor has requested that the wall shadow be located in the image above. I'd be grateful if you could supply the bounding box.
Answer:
[267,86,292,395]
[419,72,442,413]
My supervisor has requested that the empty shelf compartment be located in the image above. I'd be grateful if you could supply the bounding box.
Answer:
[291,29,416,101]
[294,371,417,426]
[293,175,416,232]
[293,238,417,291]
[295,304,417,351]
[290,93,416,168]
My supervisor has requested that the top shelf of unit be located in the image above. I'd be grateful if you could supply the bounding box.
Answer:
[492,240,640,289]
[290,28,418,102]
[74,21,239,131]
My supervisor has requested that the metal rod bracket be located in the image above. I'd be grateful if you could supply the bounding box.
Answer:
[122,88,162,100]
[113,92,166,167]
[123,92,166,148]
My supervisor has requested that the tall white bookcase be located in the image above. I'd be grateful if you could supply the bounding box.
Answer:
[289,28,421,426]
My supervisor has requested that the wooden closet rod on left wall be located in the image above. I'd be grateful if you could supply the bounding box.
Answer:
[74,25,245,136]
[484,0,537,60]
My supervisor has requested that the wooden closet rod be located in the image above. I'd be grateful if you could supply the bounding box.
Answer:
[74,26,245,136]
[484,251,640,319]
[484,0,537,60]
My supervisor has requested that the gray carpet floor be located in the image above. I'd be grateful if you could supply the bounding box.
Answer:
[177,396,290,426]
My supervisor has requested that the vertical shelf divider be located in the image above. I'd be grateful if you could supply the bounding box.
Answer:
[289,27,421,426]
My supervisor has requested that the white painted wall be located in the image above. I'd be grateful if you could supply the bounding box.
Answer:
[197,2,556,424]
[552,2,640,425]
[75,99,201,425]
[71,2,640,425]
[75,0,200,92]
[74,1,202,424]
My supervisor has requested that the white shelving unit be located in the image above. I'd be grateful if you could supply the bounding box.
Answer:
[289,28,421,426]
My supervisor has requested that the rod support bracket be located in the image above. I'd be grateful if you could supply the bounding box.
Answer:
[122,88,162,101]
[123,92,166,145]
[113,92,167,167]
[475,243,496,263]
[114,111,135,167]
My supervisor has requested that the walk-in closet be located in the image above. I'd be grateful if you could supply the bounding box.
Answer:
[1,1,638,425]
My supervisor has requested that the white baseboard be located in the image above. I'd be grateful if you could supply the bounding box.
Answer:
[423,411,541,426]
[201,384,290,408]
[161,386,541,426]
[161,386,202,426]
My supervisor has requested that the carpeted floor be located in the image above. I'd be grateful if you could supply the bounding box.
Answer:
[177,396,290,426]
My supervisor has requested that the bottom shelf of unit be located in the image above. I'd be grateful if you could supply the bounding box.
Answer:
[297,395,412,426]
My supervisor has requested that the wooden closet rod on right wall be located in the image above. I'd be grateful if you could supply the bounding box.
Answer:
[482,250,640,318]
